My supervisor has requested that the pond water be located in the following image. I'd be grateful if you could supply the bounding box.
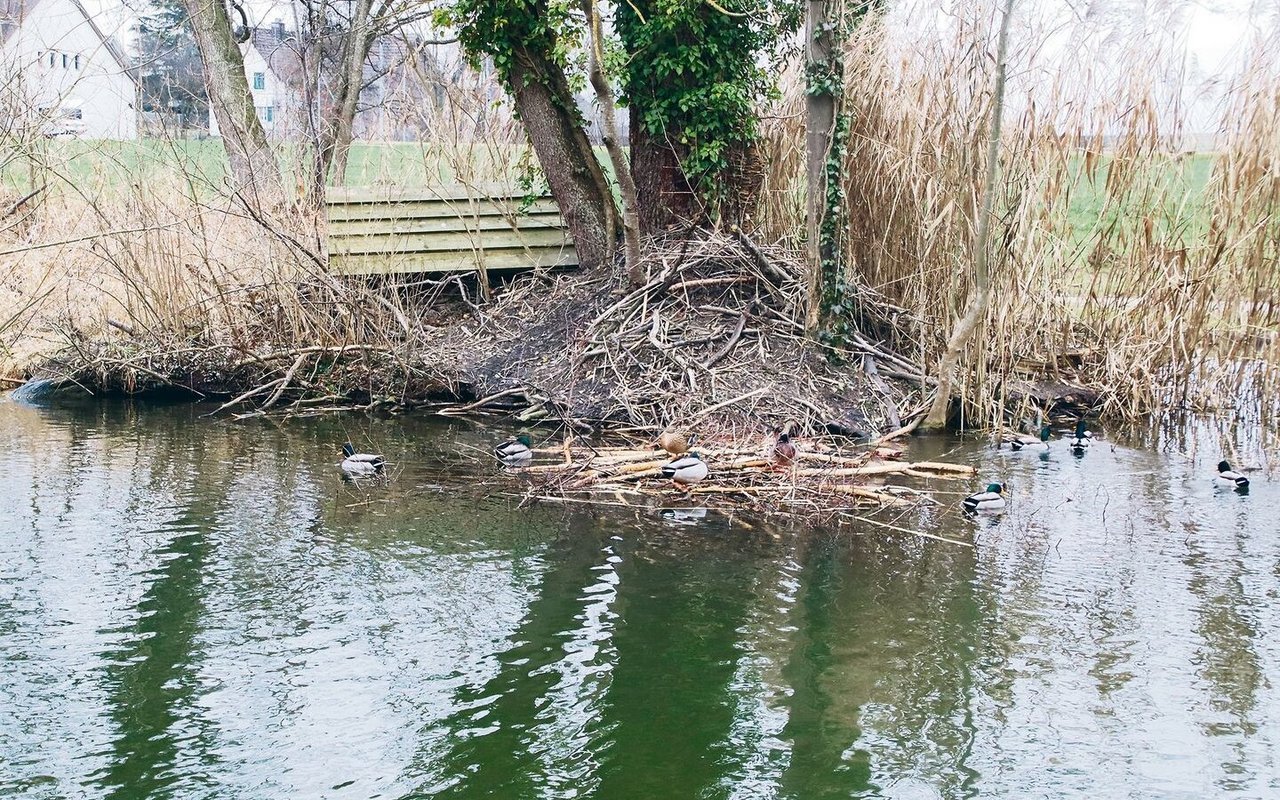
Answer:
[0,395,1276,799]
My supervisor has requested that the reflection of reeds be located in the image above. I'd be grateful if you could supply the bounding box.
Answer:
[759,1,1280,425]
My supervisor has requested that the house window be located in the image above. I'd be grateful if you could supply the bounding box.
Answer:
[265,106,273,122]
[252,72,265,90]
[74,55,80,69]
[61,53,67,68]
[48,52,54,67]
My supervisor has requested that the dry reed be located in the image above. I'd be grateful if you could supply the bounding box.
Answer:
[757,0,1280,427]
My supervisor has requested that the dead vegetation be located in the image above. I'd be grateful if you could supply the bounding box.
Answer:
[757,0,1280,427]
[499,437,975,545]
[448,230,924,439]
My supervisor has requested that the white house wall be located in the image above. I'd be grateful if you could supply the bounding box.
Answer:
[0,0,136,139]
[209,43,303,139]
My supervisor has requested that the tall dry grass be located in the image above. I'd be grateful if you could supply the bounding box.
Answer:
[758,0,1280,426]
[0,69,529,384]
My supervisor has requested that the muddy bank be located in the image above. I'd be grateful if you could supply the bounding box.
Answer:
[22,234,917,438]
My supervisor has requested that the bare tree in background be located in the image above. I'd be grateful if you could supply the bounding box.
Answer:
[180,0,281,205]
[135,0,208,132]
[287,0,449,204]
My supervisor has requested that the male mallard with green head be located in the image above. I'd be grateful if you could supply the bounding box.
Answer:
[341,442,385,476]
[1216,460,1249,489]
[496,433,534,466]
[1006,424,1051,452]
[661,452,709,487]
[1069,420,1092,452]
[963,483,1006,512]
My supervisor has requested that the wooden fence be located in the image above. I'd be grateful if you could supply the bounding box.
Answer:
[325,186,577,279]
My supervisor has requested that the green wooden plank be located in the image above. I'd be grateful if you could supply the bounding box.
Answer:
[329,227,571,257]
[330,247,579,275]
[326,198,563,223]
[327,214,566,238]
[326,184,531,203]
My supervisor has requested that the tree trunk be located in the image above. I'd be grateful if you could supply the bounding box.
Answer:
[306,0,375,205]
[629,102,701,235]
[508,53,618,271]
[920,0,1016,431]
[805,0,838,333]
[583,0,642,285]
[182,0,282,207]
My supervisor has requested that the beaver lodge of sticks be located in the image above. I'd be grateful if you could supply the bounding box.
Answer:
[34,229,1018,522]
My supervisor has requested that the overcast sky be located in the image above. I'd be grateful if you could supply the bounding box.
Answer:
[81,0,1259,66]
[81,0,1267,125]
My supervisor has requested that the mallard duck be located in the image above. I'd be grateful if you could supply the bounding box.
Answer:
[963,483,1006,512]
[495,433,533,465]
[1216,460,1249,489]
[772,431,797,466]
[1069,420,1092,451]
[341,442,385,475]
[659,429,694,455]
[661,452,709,486]
[1007,424,1051,451]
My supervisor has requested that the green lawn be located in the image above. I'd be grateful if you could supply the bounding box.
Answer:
[0,138,530,197]
[0,139,1219,252]
[1064,152,1217,255]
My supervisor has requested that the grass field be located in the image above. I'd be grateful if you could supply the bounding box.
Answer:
[0,138,529,196]
[2,138,1219,247]
[1064,152,1217,253]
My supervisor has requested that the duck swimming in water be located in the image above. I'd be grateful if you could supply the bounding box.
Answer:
[963,483,1006,513]
[1069,420,1092,452]
[495,434,534,466]
[1216,460,1249,489]
[1006,424,1051,452]
[341,442,385,476]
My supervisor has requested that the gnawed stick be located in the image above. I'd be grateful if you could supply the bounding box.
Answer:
[439,387,527,414]
[910,461,976,474]
[844,514,974,548]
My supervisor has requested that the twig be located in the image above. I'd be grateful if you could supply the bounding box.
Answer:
[844,514,974,548]
[702,313,747,369]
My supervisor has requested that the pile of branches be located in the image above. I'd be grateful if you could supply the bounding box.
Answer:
[504,435,975,542]
[36,333,461,417]
[454,229,928,438]
[26,230,932,439]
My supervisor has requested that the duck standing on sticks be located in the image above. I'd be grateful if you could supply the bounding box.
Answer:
[963,483,1006,513]
[772,431,797,467]
[659,429,694,456]
[496,434,534,466]
[662,452,709,488]
[341,442,385,476]
[1216,460,1250,490]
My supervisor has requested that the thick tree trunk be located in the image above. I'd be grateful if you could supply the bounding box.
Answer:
[182,0,281,206]
[805,0,838,333]
[629,104,700,235]
[508,54,618,271]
